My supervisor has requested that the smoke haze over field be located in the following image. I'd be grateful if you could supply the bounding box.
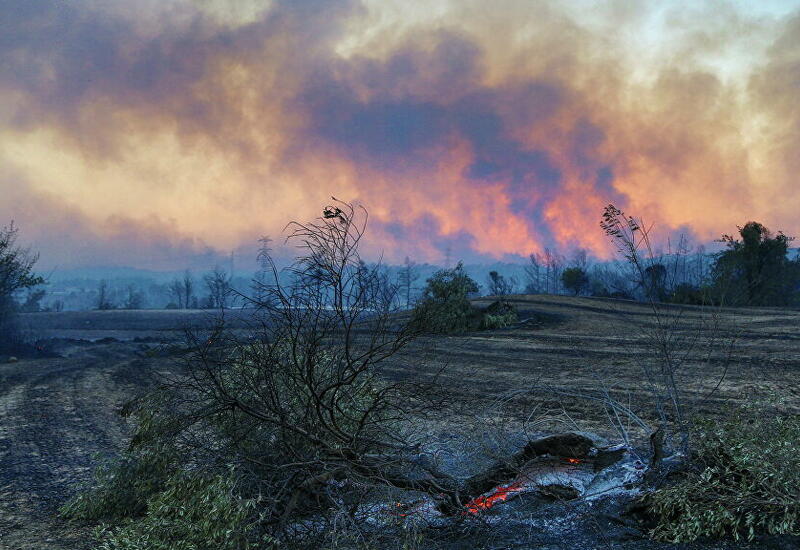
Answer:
[2,0,799,269]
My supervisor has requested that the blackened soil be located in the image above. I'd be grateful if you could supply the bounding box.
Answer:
[0,342,164,549]
[3,301,800,549]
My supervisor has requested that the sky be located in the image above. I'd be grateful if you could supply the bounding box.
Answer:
[1,0,799,270]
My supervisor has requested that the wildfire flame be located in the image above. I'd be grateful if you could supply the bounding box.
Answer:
[564,457,581,464]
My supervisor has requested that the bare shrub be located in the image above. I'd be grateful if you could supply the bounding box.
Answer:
[520,206,738,480]
[599,205,741,459]
[63,200,458,548]
[203,266,232,309]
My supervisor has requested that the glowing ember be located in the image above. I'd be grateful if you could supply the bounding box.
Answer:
[391,500,430,518]
[564,457,581,464]
[465,481,528,514]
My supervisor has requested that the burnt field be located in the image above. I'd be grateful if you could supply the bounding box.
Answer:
[1,297,799,549]
[14,308,259,341]
[386,295,800,432]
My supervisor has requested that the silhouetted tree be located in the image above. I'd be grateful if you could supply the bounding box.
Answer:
[669,283,706,305]
[542,248,564,294]
[0,222,44,352]
[95,280,115,310]
[20,287,46,312]
[168,278,185,309]
[124,285,145,310]
[644,263,668,302]
[561,267,589,296]
[0,223,43,299]
[204,266,232,309]
[571,248,588,270]
[397,256,419,309]
[486,270,516,296]
[181,271,195,309]
[523,253,542,294]
[712,221,800,306]
[690,244,710,287]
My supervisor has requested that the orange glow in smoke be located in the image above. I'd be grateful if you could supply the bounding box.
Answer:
[5,2,800,269]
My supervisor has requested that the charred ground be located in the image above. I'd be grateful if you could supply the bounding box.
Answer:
[1,297,798,549]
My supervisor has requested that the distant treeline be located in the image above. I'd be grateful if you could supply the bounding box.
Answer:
[13,221,800,313]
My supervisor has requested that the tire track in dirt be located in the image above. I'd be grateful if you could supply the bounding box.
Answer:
[0,345,156,550]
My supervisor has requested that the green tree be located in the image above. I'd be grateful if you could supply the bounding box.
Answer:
[712,221,799,306]
[0,222,44,352]
[561,266,589,296]
[413,261,480,333]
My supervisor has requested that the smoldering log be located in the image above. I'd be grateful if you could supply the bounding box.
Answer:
[463,432,597,501]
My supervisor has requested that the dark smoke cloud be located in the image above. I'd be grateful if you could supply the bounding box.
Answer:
[1,1,798,267]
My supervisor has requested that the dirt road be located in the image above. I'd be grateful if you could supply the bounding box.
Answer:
[0,343,160,550]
